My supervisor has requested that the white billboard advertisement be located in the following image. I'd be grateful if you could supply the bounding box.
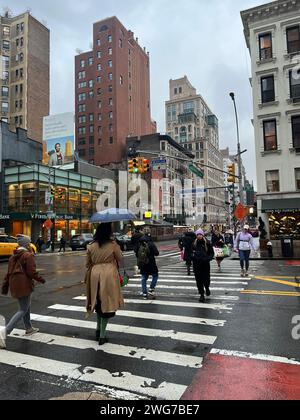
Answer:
[43,112,75,167]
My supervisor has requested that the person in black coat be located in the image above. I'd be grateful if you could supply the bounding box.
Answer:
[193,229,214,303]
[182,230,197,275]
[131,227,145,257]
[138,235,159,299]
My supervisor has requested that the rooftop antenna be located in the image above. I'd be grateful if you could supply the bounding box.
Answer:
[3,7,13,18]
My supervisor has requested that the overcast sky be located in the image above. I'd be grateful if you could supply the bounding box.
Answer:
[6,0,266,187]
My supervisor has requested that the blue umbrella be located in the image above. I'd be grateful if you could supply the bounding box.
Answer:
[90,208,137,223]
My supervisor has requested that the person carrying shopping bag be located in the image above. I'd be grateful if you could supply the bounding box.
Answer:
[0,235,46,349]
[85,223,124,346]
[212,229,226,273]
[234,225,256,277]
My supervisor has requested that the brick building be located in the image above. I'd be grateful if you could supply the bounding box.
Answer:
[0,10,50,142]
[75,16,156,167]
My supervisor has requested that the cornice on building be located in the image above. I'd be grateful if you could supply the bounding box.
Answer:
[241,0,300,46]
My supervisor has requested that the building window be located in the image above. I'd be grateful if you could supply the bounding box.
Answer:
[98,113,102,121]
[89,125,94,134]
[89,148,95,156]
[120,75,123,85]
[78,115,86,124]
[98,126,102,134]
[78,93,86,102]
[108,60,113,68]
[80,59,85,68]
[79,104,86,112]
[97,88,102,95]
[78,127,86,135]
[3,40,10,50]
[97,64,102,71]
[78,149,86,157]
[89,136,94,145]
[98,139,102,145]
[295,168,300,190]
[119,39,123,48]
[97,39,101,46]
[78,71,86,79]
[287,26,300,54]
[89,91,94,99]
[97,100,102,108]
[292,116,300,150]
[97,76,102,83]
[109,98,113,106]
[109,111,113,119]
[266,170,280,193]
[88,57,93,66]
[108,73,113,81]
[97,51,102,59]
[174,88,178,95]
[3,26,10,37]
[78,81,87,89]
[109,124,113,132]
[109,137,113,144]
[89,80,94,88]
[78,139,86,146]
[179,87,182,94]
[89,113,94,122]
[289,69,300,99]
[1,86,9,97]
[109,85,113,93]
[183,101,194,113]
[259,33,272,60]
[261,75,275,103]
[108,35,112,43]
[108,48,112,55]
[263,120,277,151]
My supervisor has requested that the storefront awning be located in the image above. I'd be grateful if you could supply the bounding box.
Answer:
[262,198,300,213]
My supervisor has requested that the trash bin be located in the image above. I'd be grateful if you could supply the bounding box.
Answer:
[281,238,294,258]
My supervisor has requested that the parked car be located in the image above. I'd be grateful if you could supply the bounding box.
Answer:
[113,233,135,252]
[0,235,37,259]
[70,233,94,251]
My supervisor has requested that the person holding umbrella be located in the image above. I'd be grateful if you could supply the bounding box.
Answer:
[85,222,124,346]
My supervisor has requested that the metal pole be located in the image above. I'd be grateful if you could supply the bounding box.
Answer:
[230,93,244,205]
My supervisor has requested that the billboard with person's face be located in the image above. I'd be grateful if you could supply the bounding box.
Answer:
[43,113,74,166]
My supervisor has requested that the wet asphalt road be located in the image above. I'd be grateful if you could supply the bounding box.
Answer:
[0,242,299,400]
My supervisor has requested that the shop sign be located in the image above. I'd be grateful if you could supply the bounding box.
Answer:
[0,214,10,220]
[56,215,75,221]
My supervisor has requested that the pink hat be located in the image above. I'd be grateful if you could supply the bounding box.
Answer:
[196,229,205,236]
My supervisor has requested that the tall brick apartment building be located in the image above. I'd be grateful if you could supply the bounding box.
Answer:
[0,11,50,142]
[75,16,156,167]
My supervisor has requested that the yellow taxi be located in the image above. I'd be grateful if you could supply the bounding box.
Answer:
[0,235,37,259]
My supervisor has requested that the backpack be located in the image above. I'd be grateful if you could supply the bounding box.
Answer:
[137,242,150,266]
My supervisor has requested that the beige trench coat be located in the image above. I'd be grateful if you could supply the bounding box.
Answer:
[85,241,124,315]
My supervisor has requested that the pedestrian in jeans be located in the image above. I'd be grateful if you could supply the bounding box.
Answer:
[137,235,159,299]
[193,229,214,303]
[235,225,256,277]
[0,236,46,349]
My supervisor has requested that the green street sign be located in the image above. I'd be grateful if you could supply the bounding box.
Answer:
[189,164,204,179]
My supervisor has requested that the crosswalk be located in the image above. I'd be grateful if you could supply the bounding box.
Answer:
[0,258,264,400]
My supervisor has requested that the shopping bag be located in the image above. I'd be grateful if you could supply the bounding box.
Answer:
[213,247,225,258]
[180,250,184,262]
[119,271,129,288]
[222,245,231,258]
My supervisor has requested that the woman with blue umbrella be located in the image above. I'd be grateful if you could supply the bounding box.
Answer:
[85,222,124,346]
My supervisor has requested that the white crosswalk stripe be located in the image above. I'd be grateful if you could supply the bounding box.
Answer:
[0,259,257,400]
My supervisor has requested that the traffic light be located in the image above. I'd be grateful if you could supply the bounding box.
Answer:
[132,158,139,174]
[128,159,134,174]
[142,159,150,173]
[57,188,65,200]
[227,163,236,183]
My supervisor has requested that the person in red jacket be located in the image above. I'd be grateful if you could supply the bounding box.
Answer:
[0,235,46,349]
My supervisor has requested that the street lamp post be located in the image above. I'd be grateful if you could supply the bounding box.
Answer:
[230,92,244,205]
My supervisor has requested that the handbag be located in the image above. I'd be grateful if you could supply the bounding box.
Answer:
[119,270,129,288]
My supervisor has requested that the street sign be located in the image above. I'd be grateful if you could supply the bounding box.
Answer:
[144,212,152,219]
[234,203,247,221]
[46,212,56,219]
[43,219,53,231]
[151,159,167,171]
[45,192,53,205]
[189,164,204,178]
[177,188,207,196]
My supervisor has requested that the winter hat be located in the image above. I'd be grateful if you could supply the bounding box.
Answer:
[17,235,31,248]
[196,229,205,236]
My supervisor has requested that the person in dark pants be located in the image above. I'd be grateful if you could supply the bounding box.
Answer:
[131,227,145,257]
[193,229,214,303]
[181,229,196,275]
[138,235,159,299]
[58,236,66,253]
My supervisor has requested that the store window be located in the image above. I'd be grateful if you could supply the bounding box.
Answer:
[296,168,300,190]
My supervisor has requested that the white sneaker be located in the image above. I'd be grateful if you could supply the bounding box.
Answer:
[25,327,39,336]
[0,327,6,349]
[241,270,245,277]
